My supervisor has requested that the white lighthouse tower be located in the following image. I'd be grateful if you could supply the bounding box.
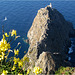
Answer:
[49,3,52,8]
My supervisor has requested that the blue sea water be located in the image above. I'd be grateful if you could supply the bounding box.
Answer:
[0,1,75,66]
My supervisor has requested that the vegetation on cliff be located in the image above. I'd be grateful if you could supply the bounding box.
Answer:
[55,66,75,75]
[0,29,42,75]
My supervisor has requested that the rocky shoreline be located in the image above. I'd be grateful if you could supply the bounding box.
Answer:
[23,5,75,75]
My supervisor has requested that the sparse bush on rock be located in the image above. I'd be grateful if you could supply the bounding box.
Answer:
[55,66,75,75]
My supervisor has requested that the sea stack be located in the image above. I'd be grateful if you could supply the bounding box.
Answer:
[23,5,74,75]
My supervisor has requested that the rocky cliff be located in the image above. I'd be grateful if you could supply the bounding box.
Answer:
[23,5,74,74]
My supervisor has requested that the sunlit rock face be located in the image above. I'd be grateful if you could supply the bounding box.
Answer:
[24,5,74,74]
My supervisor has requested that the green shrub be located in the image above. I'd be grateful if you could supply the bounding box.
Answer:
[55,66,75,75]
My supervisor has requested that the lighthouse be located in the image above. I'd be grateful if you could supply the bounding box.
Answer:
[49,3,52,8]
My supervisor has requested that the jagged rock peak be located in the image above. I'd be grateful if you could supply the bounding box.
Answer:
[24,5,74,75]
[27,5,73,54]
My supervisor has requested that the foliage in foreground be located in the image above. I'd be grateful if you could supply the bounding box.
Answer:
[0,29,42,75]
[55,66,75,75]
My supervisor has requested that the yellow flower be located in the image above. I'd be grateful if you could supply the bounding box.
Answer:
[27,69,30,75]
[12,65,16,70]
[14,49,19,55]
[0,52,5,61]
[2,52,5,56]
[33,67,42,75]
[5,56,7,59]
[3,35,5,40]
[0,42,11,52]
[14,57,20,65]
[18,60,23,68]
[1,70,8,75]
[11,30,17,36]
[0,55,4,61]
[23,56,29,62]
[18,73,23,75]
[0,39,7,46]
[0,36,11,52]
[5,33,9,37]
[5,43,11,49]
[0,58,1,61]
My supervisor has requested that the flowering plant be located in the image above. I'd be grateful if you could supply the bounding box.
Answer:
[0,29,42,75]
[33,67,42,75]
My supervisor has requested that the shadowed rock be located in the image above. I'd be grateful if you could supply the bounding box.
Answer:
[23,5,74,74]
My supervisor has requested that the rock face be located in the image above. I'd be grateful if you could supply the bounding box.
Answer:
[24,5,74,74]
[35,52,55,75]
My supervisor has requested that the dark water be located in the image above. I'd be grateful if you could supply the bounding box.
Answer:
[0,1,75,66]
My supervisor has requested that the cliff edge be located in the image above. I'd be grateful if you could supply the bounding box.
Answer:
[23,5,74,74]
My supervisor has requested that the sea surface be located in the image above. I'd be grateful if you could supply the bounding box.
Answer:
[0,1,75,66]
